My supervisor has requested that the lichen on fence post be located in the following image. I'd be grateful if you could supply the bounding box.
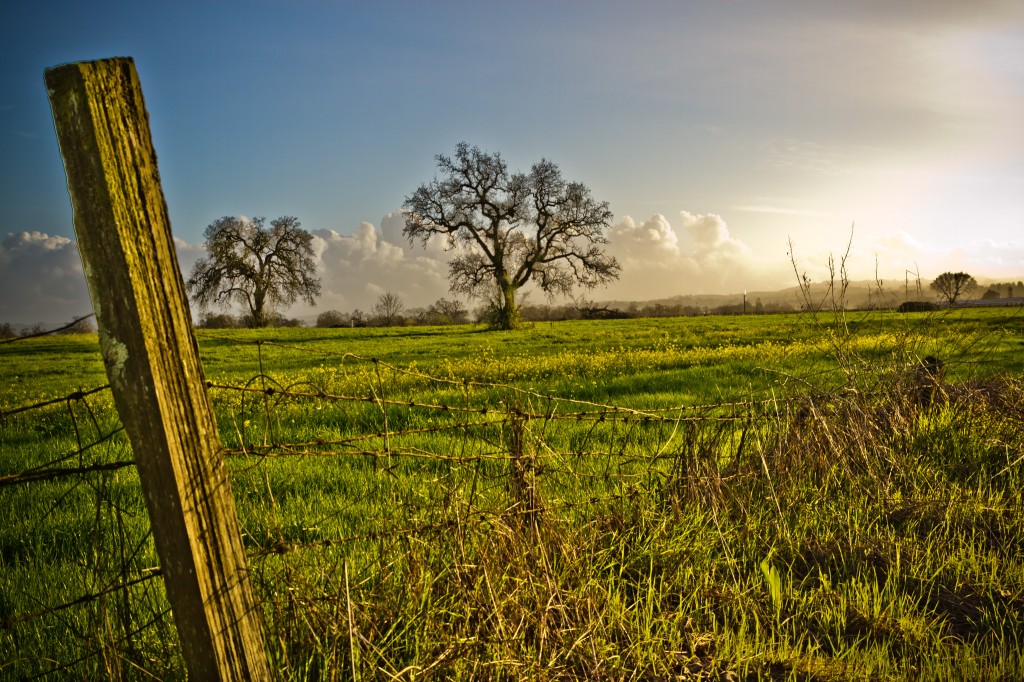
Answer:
[45,57,271,680]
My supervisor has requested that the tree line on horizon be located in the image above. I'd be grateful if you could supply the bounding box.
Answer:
[4,145,1017,338]
[181,144,1016,332]
[189,293,798,330]
[13,273,1018,338]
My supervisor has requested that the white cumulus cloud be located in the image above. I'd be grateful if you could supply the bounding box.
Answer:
[0,231,90,327]
[0,231,222,327]
[601,211,770,299]
[306,212,456,314]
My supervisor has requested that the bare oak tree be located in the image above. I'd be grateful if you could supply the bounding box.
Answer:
[187,216,321,327]
[372,291,405,326]
[930,271,978,306]
[403,143,620,330]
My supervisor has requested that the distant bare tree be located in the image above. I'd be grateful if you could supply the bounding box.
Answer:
[187,216,321,327]
[372,292,405,326]
[316,310,348,328]
[403,143,619,330]
[429,297,467,325]
[930,272,977,306]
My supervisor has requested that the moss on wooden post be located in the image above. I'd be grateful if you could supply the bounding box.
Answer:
[45,57,270,680]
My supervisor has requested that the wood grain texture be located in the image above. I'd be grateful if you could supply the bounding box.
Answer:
[45,57,270,680]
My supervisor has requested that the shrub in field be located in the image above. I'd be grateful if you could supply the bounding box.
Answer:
[198,311,240,328]
[316,309,348,328]
[270,314,304,327]
[898,300,940,313]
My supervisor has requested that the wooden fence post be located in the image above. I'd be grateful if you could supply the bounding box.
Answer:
[45,57,271,680]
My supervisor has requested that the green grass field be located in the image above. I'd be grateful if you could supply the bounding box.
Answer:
[2,308,1023,680]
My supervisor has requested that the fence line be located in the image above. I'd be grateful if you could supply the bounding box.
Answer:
[2,328,908,678]
[202,337,797,415]
[0,383,110,419]
[0,313,96,346]
[0,570,162,632]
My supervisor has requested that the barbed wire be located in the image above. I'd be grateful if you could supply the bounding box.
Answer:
[203,338,807,415]
[0,569,162,632]
[2,329,899,677]
[0,383,110,420]
[19,605,174,682]
[0,313,96,345]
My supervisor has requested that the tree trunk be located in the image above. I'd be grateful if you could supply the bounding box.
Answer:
[496,282,520,330]
[251,289,267,327]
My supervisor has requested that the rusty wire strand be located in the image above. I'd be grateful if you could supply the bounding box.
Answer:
[0,336,778,660]
[0,314,96,345]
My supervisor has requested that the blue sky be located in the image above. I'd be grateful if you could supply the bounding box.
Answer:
[2,1,1022,324]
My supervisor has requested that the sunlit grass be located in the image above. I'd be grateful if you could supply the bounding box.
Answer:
[1,307,1023,679]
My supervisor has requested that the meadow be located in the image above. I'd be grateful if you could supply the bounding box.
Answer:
[1,307,1023,680]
